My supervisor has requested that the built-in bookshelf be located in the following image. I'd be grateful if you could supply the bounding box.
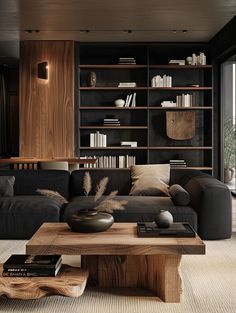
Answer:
[77,43,213,172]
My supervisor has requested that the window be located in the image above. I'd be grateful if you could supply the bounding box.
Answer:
[221,55,236,194]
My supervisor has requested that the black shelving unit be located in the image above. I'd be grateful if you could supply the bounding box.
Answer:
[77,43,213,172]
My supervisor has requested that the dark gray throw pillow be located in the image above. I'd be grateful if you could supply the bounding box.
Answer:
[0,176,15,196]
[169,184,190,206]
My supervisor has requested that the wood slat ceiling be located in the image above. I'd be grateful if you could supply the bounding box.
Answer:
[0,0,235,42]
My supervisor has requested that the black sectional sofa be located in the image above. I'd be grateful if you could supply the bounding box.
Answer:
[0,169,232,240]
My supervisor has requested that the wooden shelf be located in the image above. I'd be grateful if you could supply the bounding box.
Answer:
[78,168,130,170]
[81,146,212,150]
[80,146,148,150]
[80,106,147,110]
[80,64,147,69]
[80,87,211,91]
[80,106,212,110]
[149,87,212,90]
[149,146,212,150]
[149,106,212,110]
[76,167,212,171]
[149,65,212,69]
[80,87,147,90]
[0,157,97,164]
[80,65,212,69]
[171,167,213,170]
[80,126,148,129]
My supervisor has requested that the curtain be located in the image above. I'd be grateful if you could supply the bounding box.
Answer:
[0,71,7,156]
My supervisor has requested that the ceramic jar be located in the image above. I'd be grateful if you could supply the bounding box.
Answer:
[155,210,173,228]
[114,99,125,107]
[67,210,114,233]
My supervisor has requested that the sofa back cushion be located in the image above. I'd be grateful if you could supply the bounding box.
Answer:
[0,176,15,196]
[0,170,70,198]
[129,164,170,196]
[70,168,210,198]
[70,170,131,197]
[169,169,210,186]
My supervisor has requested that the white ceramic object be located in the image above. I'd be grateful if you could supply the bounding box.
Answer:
[155,210,173,228]
[114,99,125,107]
[186,56,193,65]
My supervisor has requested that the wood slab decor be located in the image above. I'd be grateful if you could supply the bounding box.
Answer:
[0,264,88,299]
[166,111,196,140]
[20,41,75,158]
[26,223,205,303]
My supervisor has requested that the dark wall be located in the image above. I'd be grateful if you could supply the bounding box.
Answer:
[211,17,236,59]
[210,16,236,180]
[0,62,19,157]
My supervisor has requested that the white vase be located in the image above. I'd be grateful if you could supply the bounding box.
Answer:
[114,99,125,107]
[155,210,173,228]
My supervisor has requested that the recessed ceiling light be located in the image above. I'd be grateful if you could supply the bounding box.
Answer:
[172,29,188,34]
[24,29,40,33]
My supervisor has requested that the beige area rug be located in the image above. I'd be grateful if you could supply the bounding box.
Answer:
[0,235,236,313]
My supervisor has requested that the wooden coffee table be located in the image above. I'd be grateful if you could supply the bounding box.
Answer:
[26,223,205,303]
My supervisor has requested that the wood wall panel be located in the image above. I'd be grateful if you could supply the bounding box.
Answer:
[20,41,74,157]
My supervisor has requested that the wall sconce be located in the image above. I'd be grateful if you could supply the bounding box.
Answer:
[37,61,48,79]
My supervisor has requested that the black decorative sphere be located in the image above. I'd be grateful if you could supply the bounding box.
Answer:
[155,210,173,228]
[67,210,114,233]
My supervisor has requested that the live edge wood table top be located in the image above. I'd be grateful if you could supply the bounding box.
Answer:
[26,223,205,303]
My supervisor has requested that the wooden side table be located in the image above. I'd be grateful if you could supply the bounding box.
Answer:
[0,264,88,299]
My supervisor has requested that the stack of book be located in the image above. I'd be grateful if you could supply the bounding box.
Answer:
[103,118,120,126]
[118,82,136,87]
[176,94,193,107]
[169,159,187,168]
[120,141,138,147]
[90,131,107,147]
[169,59,185,65]
[118,57,136,64]
[2,254,62,277]
[161,101,177,107]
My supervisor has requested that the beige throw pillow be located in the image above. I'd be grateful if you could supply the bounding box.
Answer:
[129,164,170,196]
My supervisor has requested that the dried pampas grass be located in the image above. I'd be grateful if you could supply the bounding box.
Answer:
[82,173,127,213]
[94,176,109,202]
[37,189,68,204]
[94,199,127,213]
[83,172,92,196]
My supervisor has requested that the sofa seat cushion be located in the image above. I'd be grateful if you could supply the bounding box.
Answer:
[0,196,61,239]
[61,195,197,231]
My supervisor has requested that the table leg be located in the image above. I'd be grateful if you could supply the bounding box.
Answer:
[81,254,182,302]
